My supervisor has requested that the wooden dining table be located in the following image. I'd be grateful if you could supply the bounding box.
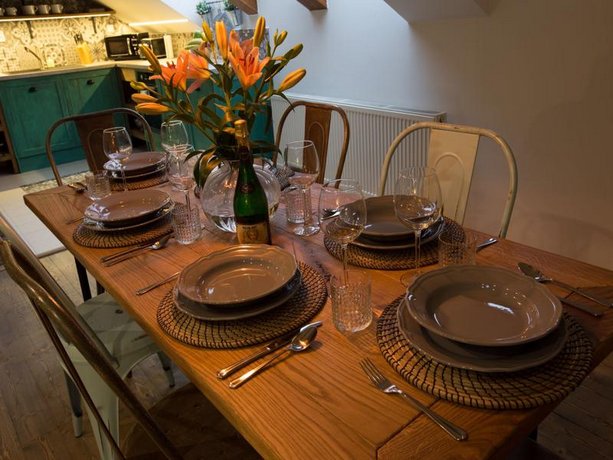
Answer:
[24,182,613,459]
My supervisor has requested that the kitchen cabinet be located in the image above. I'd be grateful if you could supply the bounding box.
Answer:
[0,68,120,172]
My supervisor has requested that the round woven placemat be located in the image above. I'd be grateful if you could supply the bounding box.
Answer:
[110,172,168,191]
[324,218,463,270]
[73,216,173,248]
[376,297,593,410]
[157,262,327,349]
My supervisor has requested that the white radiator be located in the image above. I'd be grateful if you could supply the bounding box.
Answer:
[271,93,446,195]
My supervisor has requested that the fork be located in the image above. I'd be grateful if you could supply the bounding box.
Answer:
[360,359,468,441]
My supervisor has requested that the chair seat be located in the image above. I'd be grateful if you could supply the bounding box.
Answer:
[122,383,260,459]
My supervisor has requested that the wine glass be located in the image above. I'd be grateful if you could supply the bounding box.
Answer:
[102,126,132,192]
[167,144,197,209]
[284,140,320,236]
[393,166,443,286]
[319,179,367,279]
[161,119,189,155]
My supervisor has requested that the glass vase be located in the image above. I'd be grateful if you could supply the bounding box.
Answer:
[200,159,281,233]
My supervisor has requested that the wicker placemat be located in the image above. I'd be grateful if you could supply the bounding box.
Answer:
[157,262,327,349]
[376,297,593,410]
[110,172,168,191]
[73,216,173,248]
[324,218,463,270]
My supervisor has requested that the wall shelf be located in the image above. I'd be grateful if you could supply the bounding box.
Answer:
[0,11,114,38]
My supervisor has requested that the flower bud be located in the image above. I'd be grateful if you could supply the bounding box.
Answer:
[277,68,306,93]
[284,43,303,61]
[274,30,287,47]
[202,21,214,43]
[135,102,170,115]
[131,93,158,104]
[253,16,266,47]
[215,21,228,59]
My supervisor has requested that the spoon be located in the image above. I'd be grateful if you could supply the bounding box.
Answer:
[518,262,612,308]
[476,237,498,252]
[229,325,318,389]
[101,233,173,266]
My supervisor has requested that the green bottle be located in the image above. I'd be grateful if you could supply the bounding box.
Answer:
[233,119,272,244]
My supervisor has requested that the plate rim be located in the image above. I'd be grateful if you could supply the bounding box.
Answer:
[81,203,173,232]
[405,265,563,347]
[351,217,444,250]
[103,150,165,174]
[84,189,171,223]
[361,195,409,239]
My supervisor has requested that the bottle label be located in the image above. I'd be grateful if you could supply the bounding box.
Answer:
[236,222,271,244]
[239,183,255,194]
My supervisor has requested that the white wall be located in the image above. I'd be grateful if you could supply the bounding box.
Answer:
[182,0,613,270]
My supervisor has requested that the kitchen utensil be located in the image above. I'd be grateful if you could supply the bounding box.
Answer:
[229,325,318,389]
[101,233,173,263]
[216,321,323,379]
[476,237,498,252]
[135,271,181,296]
[360,358,467,441]
[102,233,173,266]
[518,262,612,308]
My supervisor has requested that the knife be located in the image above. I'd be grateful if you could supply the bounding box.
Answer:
[559,296,605,317]
[216,321,322,379]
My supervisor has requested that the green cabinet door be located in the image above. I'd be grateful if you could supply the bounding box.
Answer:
[63,69,120,114]
[0,76,72,172]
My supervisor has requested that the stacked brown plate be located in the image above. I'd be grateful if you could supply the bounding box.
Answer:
[351,196,444,251]
[399,265,566,372]
[103,151,166,181]
[173,245,302,321]
[81,189,172,232]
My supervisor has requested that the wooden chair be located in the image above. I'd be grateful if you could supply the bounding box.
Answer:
[44,107,155,185]
[378,121,518,238]
[0,215,181,459]
[275,100,350,183]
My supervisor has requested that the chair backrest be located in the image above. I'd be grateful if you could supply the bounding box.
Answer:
[378,121,517,238]
[0,226,181,459]
[275,100,350,183]
[45,107,155,185]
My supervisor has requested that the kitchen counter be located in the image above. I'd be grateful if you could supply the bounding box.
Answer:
[0,60,153,81]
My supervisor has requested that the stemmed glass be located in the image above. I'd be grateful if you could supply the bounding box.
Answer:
[167,144,197,209]
[393,167,443,286]
[319,179,367,279]
[161,119,189,155]
[102,126,132,192]
[284,140,320,236]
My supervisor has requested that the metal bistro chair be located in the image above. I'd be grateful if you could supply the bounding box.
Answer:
[0,215,178,459]
[44,107,154,303]
[275,100,350,184]
[378,121,518,238]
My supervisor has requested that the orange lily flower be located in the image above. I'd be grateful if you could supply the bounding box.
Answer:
[228,30,270,90]
[215,21,228,59]
[150,51,189,91]
[186,52,211,94]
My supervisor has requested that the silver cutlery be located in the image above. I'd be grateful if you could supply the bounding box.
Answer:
[558,296,604,317]
[102,233,173,266]
[67,183,86,193]
[476,237,498,252]
[360,358,468,441]
[217,321,323,379]
[229,325,318,389]
[135,271,180,295]
[518,262,612,308]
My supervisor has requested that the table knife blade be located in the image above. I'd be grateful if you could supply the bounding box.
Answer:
[559,297,605,317]
[216,321,322,379]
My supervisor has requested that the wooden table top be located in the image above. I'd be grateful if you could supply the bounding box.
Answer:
[24,184,613,459]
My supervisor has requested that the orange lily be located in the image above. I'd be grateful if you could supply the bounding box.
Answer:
[186,52,211,93]
[134,102,170,114]
[150,51,189,91]
[215,21,228,59]
[228,30,270,90]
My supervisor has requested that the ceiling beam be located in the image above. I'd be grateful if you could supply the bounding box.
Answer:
[229,0,258,14]
[296,0,327,10]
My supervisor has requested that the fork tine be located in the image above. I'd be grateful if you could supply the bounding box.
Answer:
[360,358,385,387]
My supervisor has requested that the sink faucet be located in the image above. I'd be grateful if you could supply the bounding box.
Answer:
[24,46,44,69]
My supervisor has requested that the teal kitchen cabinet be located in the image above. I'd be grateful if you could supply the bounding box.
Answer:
[0,68,121,172]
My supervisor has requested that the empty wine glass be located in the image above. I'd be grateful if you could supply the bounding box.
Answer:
[167,144,197,209]
[393,167,443,287]
[319,179,367,279]
[102,126,132,192]
[284,140,320,236]
[161,119,189,155]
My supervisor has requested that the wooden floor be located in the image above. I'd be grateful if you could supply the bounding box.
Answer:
[0,250,612,459]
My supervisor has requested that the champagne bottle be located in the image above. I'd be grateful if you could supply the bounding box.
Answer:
[233,120,272,244]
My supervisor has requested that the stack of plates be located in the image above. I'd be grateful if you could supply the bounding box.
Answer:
[351,196,444,250]
[399,265,566,372]
[104,151,166,181]
[82,189,172,232]
[174,245,301,321]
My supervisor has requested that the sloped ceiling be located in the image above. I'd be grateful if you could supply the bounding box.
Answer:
[384,0,496,23]
[98,0,199,33]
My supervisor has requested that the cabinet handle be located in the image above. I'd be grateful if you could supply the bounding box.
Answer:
[28,87,36,93]
[86,79,95,85]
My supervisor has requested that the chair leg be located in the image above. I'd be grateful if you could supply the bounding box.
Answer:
[64,372,83,437]
[96,281,105,295]
[74,258,92,302]
[157,352,175,387]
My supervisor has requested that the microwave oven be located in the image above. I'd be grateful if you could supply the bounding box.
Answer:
[104,33,148,61]
[139,36,174,60]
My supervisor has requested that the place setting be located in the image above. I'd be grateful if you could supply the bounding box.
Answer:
[156,244,328,350]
